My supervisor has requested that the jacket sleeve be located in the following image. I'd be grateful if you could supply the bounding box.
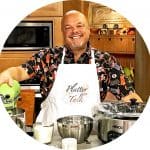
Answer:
[95,51,135,101]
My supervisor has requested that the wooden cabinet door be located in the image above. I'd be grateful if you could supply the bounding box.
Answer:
[90,36,104,50]
[90,35,135,54]
[105,37,116,53]
[28,2,63,17]
[0,52,34,72]
[126,36,135,53]
[90,36,112,52]
[114,37,127,53]
[113,36,135,54]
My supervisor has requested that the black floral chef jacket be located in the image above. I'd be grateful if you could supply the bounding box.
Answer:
[21,44,134,101]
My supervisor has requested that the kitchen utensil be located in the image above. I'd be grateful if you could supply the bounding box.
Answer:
[62,138,77,150]
[0,80,21,114]
[57,115,93,144]
[96,101,145,143]
[0,81,25,130]
[33,123,54,144]
[98,116,137,143]
[0,80,20,100]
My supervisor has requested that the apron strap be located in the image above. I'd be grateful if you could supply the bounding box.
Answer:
[61,47,66,64]
[61,47,95,64]
[91,50,95,64]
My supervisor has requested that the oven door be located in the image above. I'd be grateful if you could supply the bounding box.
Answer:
[3,21,53,51]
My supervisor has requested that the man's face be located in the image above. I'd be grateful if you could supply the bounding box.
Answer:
[62,13,90,51]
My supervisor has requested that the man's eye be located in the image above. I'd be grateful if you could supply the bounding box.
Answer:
[65,26,72,30]
[77,24,84,28]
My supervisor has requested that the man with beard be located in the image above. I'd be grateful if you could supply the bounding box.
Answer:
[0,10,142,120]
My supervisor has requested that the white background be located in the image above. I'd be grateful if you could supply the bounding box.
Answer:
[0,0,150,150]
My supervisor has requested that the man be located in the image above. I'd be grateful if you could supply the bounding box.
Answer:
[0,10,142,105]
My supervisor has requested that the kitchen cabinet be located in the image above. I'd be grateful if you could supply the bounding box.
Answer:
[63,0,89,17]
[90,34,135,67]
[90,35,135,54]
[17,89,35,126]
[0,51,34,72]
[28,2,63,17]
[88,2,135,68]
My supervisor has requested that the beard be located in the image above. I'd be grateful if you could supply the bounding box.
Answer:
[70,41,85,50]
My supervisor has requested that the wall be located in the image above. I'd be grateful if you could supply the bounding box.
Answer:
[135,31,150,102]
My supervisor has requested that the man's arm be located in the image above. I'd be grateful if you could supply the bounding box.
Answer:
[104,91,143,102]
[0,66,30,86]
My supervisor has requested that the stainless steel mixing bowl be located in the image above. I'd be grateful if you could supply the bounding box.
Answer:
[57,115,93,144]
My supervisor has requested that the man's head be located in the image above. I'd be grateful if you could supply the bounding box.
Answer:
[61,10,90,51]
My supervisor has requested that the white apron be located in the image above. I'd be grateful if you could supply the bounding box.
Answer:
[36,48,101,126]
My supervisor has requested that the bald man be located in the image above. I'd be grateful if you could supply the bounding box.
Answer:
[0,10,142,103]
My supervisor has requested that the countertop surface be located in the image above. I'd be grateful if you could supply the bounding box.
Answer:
[16,115,104,149]
[47,129,103,150]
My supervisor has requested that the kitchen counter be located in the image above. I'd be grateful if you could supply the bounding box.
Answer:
[47,129,103,149]
[17,118,104,150]
[16,114,104,149]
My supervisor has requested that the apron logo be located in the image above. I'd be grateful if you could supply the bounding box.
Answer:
[65,82,88,103]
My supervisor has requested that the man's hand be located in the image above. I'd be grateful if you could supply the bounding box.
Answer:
[0,71,14,86]
[0,66,30,86]
[103,91,143,103]
[121,92,143,103]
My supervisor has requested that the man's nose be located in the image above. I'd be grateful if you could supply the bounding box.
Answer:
[72,26,78,33]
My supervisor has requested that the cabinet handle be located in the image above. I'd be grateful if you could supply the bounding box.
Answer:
[132,38,135,41]
[108,38,111,41]
[120,38,123,41]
